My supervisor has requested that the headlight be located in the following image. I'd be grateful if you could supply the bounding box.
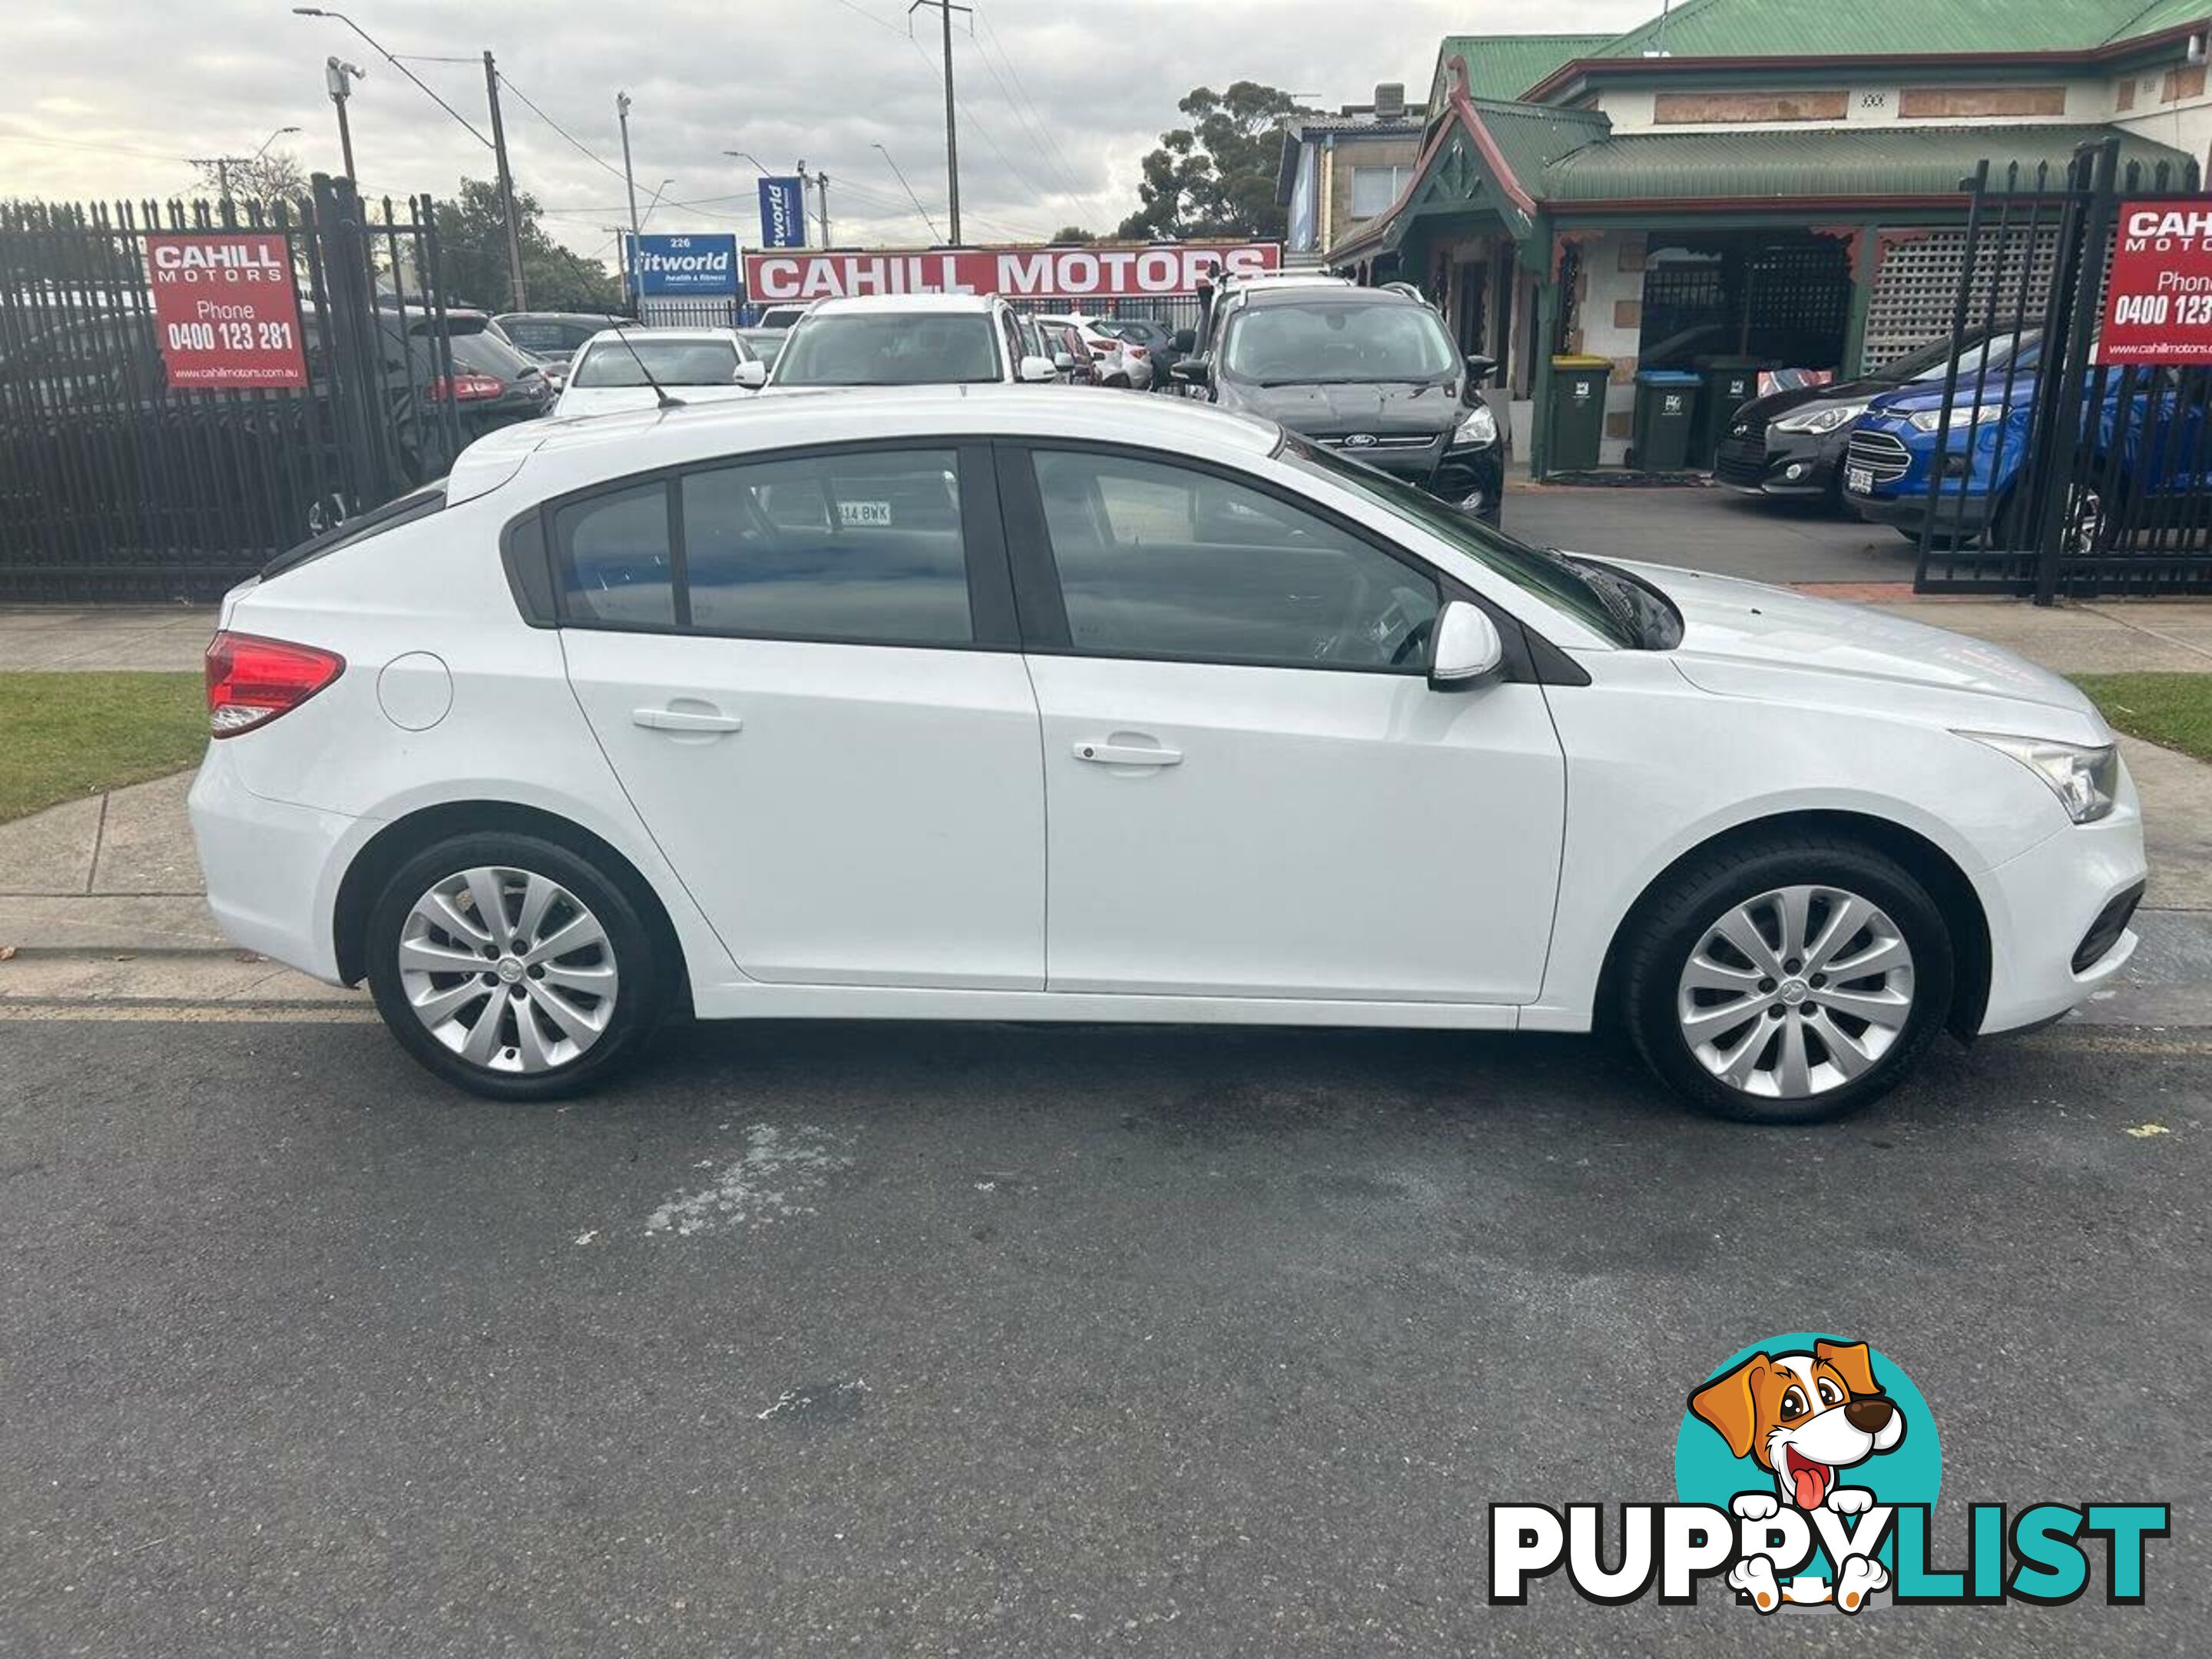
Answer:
[1909,402,2010,433]
[1452,402,1498,446]
[1769,401,1867,435]
[1957,730,2120,823]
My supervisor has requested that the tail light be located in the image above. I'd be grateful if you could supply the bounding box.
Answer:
[430,373,506,402]
[1123,343,1150,358]
[1088,342,1115,359]
[205,631,346,737]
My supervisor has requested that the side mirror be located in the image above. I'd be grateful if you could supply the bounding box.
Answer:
[1171,328,1197,354]
[1464,353,1498,383]
[1428,600,1505,690]
[1052,351,1077,373]
[1169,354,1212,386]
[733,360,768,389]
[1017,354,1059,382]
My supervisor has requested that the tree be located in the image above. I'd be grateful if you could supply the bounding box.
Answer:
[190,150,309,221]
[431,177,621,313]
[1050,225,1098,243]
[1112,83,1308,240]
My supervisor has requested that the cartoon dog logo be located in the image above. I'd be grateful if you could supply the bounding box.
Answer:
[1689,1339,1906,1612]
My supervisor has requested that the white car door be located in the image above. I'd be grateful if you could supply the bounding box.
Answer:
[558,444,1045,989]
[1005,445,1566,1003]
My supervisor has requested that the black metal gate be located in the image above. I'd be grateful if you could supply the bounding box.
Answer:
[0,174,459,601]
[1910,139,2212,598]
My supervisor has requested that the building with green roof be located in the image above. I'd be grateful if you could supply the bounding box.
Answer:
[1313,1,2212,472]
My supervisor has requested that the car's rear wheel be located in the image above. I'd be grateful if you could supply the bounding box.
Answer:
[1621,837,1954,1124]
[365,833,663,1101]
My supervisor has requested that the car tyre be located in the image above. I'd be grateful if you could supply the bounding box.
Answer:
[1621,835,1954,1124]
[365,832,664,1101]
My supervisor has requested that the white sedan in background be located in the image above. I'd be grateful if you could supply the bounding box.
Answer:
[189,390,2144,1124]
[552,327,763,417]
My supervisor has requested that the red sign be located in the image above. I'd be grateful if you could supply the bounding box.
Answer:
[144,231,309,389]
[743,241,1281,305]
[2098,202,2212,365]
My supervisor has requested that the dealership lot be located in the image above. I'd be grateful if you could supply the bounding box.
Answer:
[2,1013,2202,1656]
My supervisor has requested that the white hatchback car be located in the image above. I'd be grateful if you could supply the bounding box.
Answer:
[190,390,2146,1122]
[767,293,1058,388]
[551,326,762,417]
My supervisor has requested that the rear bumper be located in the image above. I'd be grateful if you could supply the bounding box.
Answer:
[187,742,367,984]
[1975,775,2149,1035]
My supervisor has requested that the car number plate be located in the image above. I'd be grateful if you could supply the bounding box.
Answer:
[1846,466,1873,494]
[838,500,892,526]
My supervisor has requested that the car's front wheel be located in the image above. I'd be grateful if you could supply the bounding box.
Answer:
[1621,837,1954,1124]
[365,833,664,1101]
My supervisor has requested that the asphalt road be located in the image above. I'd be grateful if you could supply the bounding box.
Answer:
[2,1014,2204,1657]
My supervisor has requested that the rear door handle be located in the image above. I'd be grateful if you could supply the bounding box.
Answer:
[1073,740,1182,767]
[632,707,743,733]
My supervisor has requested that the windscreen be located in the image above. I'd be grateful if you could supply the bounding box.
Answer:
[574,338,742,386]
[772,314,1001,386]
[1221,301,1456,386]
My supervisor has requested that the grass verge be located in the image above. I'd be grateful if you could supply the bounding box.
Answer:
[0,671,206,823]
[2072,672,2212,765]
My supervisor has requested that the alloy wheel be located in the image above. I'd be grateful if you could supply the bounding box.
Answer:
[1674,885,1916,1101]
[2064,485,2108,555]
[396,866,619,1074]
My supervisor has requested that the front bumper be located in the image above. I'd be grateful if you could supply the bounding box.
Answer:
[1845,483,2002,536]
[1714,430,1842,498]
[1974,770,2149,1035]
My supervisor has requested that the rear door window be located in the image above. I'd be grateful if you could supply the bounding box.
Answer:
[680,449,972,644]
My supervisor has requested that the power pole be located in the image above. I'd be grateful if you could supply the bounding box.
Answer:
[483,52,526,308]
[617,92,643,310]
[816,172,833,246]
[909,0,971,243]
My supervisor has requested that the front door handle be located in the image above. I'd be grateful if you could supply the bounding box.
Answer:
[632,706,743,733]
[1073,739,1182,767]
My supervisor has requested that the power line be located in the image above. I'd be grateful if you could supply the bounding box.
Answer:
[496,72,628,183]
[969,8,1081,198]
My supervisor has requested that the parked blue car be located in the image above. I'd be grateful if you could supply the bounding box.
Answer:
[1841,336,2211,548]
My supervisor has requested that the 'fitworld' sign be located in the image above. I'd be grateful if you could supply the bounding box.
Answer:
[629,233,740,297]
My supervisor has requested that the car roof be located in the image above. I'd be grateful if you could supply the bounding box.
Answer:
[805,293,1000,316]
[1236,285,1426,310]
[448,385,1280,505]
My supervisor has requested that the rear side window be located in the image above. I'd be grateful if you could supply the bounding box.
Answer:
[680,449,971,644]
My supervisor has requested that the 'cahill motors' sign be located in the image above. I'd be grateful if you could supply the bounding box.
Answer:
[2098,202,2212,364]
[144,231,308,389]
[743,242,1281,303]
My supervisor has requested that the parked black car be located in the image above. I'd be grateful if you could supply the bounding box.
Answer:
[1714,327,2032,507]
[1170,285,1507,524]
[431,318,555,438]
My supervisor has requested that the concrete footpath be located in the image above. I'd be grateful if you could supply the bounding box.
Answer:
[2,594,2210,1018]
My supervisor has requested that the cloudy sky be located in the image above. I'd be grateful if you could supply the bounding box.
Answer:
[8,0,1655,266]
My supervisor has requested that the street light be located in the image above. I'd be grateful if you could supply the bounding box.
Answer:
[293,7,526,305]
[253,125,303,159]
[187,125,303,205]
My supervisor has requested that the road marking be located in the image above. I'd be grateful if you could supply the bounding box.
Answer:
[0,1001,376,1023]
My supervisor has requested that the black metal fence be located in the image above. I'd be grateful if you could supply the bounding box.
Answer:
[1912,140,2212,598]
[0,175,458,601]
